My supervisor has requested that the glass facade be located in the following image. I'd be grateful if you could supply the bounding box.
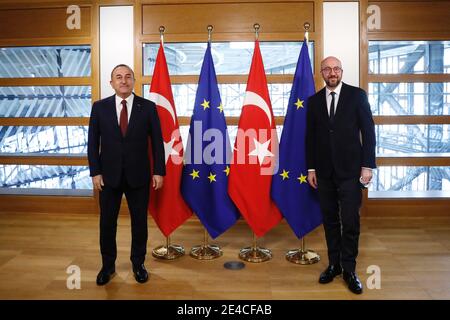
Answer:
[0,46,91,78]
[369,40,450,198]
[369,82,450,116]
[0,126,88,154]
[369,166,450,196]
[0,86,91,118]
[375,124,450,155]
[0,165,92,194]
[0,45,92,196]
[143,41,314,76]
[369,41,450,74]
[143,83,292,117]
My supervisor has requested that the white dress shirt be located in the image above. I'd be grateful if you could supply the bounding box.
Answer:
[325,81,342,117]
[115,94,134,125]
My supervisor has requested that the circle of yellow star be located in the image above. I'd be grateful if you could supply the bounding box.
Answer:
[280,169,289,180]
[207,172,217,183]
[217,102,224,113]
[223,165,230,176]
[295,98,304,110]
[201,99,210,110]
[190,169,200,180]
[297,174,307,184]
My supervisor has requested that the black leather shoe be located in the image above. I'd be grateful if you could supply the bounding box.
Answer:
[133,264,149,283]
[96,267,115,286]
[343,271,363,294]
[319,264,342,284]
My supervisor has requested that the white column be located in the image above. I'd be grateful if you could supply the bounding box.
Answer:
[323,2,360,87]
[99,6,134,99]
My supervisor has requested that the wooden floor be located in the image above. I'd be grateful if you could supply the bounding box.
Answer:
[0,212,449,300]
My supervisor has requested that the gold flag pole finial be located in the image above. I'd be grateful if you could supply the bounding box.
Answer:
[253,23,260,40]
[159,26,165,44]
[303,22,310,43]
[207,25,213,43]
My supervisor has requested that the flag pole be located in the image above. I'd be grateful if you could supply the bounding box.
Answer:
[188,25,223,260]
[285,22,320,265]
[159,25,165,44]
[238,23,273,264]
[150,25,185,260]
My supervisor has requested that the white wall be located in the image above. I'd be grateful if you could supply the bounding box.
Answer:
[99,6,134,98]
[323,2,360,87]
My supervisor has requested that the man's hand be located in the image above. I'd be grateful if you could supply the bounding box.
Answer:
[360,168,373,185]
[92,175,104,191]
[152,175,163,190]
[307,171,318,189]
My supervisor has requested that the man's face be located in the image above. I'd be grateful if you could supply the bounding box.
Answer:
[110,66,135,97]
[321,58,343,88]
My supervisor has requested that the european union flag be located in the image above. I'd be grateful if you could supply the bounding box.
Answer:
[271,41,322,239]
[181,42,239,239]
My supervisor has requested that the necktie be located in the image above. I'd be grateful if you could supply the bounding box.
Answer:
[329,91,336,123]
[119,99,128,136]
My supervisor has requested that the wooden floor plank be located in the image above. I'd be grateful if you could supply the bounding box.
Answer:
[0,212,449,300]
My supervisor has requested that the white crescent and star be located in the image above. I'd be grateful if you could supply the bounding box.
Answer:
[149,92,179,164]
[149,92,176,125]
[243,91,273,126]
[163,138,180,164]
[248,138,274,165]
[234,91,275,164]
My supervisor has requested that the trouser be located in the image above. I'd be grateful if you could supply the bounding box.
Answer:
[317,176,362,272]
[99,171,150,270]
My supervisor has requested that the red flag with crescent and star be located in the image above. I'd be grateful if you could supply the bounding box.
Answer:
[148,41,192,237]
[228,40,283,237]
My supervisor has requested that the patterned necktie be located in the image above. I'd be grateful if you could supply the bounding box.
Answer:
[329,91,336,123]
[119,99,128,136]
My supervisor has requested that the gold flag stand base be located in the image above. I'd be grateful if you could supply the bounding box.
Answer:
[190,229,222,260]
[190,244,222,260]
[239,233,272,263]
[286,238,320,265]
[152,236,185,260]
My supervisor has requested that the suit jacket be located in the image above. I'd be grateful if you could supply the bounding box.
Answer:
[88,94,166,188]
[306,82,376,180]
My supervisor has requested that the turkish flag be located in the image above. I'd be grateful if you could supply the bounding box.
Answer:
[228,40,282,237]
[148,42,192,237]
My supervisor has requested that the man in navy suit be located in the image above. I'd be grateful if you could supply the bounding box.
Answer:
[306,57,376,294]
[88,64,165,285]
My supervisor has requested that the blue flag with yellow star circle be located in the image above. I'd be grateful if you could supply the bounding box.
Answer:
[271,41,323,239]
[181,42,239,239]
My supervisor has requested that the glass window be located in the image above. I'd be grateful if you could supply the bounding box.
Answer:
[0,126,88,154]
[369,82,450,116]
[0,46,91,78]
[369,41,450,74]
[0,165,92,195]
[376,124,450,155]
[0,86,91,117]
[143,83,292,117]
[143,41,314,76]
[368,166,450,198]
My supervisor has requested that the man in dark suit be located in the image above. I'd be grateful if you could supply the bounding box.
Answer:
[88,64,165,285]
[306,56,376,294]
